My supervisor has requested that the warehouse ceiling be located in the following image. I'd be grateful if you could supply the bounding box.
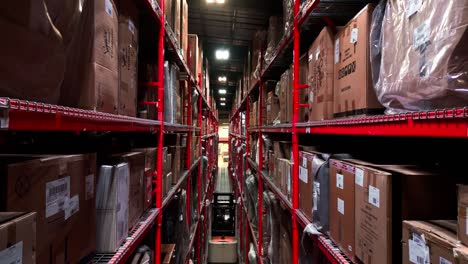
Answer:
[188,0,377,121]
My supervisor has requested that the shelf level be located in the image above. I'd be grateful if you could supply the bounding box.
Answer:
[247,110,468,138]
[91,208,159,264]
[0,97,199,132]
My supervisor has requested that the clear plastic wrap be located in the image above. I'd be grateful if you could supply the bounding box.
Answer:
[265,16,283,65]
[252,30,267,80]
[374,0,468,112]
[262,192,272,260]
[283,0,294,37]
[266,192,281,264]
[248,243,258,263]
[0,1,66,104]
[164,62,181,124]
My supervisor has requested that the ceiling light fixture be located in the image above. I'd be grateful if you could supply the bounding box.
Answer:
[220,102,226,106]
[219,89,227,94]
[218,76,227,83]
[220,97,226,101]
[215,49,230,60]
[206,0,225,3]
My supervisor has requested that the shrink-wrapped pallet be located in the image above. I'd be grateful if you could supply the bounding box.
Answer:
[374,0,468,112]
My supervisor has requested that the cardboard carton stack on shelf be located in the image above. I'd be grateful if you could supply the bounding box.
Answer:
[0,154,97,263]
[0,212,37,264]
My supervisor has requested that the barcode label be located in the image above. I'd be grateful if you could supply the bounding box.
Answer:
[334,39,340,64]
[64,195,80,220]
[440,257,452,264]
[299,166,308,183]
[409,238,429,264]
[368,185,380,208]
[336,173,344,189]
[355,168,364,186]
[0,241,22,264]
[105,0,113,16]
[45,177,70,218]
[337,198,344,215]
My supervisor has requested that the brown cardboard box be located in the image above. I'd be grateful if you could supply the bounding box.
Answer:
[0,154,97,263]
[333,4,382,117]
[180,0,188,60]
[299,151,315,220]
[308,27,334,121]
[402,221,460,264]
[351,161,392,264]
[0,212,36,264]
[454,247,468,264]
[168,146,183,184]
[161,244,176,264]
[329,159,355,260]
[459,185,468,246]
[188,34,199,76]
[59,0,119,113]
[118,0,139,117]
[349,160,468,264]
[111,152,146,230]
[172,0,180,45]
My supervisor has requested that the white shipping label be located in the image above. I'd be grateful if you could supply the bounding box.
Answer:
[302,157,307,168]
[440,257,452,264]
[299,166,308,183]
[64,195,80,220]
[409,239,429,264]
[45,176,70,218]
[129,19,135,35]
[368,185,380,208]
[85,174,94,200]
[287,169,291,194]
[355,168,364,187]
[336,173,344,189]
[414,21,430,49]
[0,241,22,264]
[308,53,314,62]
[315,48,320,60]
[105,0,113,16]
[406,0,423,18]
[350,28,359,44]
[334,39,340,64]
[337,198,344,215]
[313,182,320,211]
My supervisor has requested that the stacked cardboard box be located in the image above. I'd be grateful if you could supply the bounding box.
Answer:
[0,154,97,263]
[180,0,188,60]
[278,68,293,123]
[60,0,120,114]
[134,147,157,210]
[266,91,280,125]
[0,212,37,264]
[96,163,129,252]
[308,27,334,121]
[118,0,139,117]
[333,4,382,117]
[328,159,468,263]
[188,34,199,76]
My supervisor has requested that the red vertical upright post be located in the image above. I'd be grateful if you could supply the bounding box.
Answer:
[257,49,264,259]
[245,98,250,264]
[196,90,203,264]
[186,80,192,228]
[292,0,300,263]
[155,0,166,263]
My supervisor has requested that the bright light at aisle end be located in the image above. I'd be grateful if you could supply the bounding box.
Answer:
[220,97,226,101]
[218,76,227,83]
[220,102,226,106]
[219,89,227,94]
[215,49,230,60]
[207,0,225,3]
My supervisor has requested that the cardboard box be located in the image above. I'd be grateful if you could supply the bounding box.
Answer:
[333,4,382,117]
[298,151,315,220]
[279,69,292,123]
[0,154,97,263]
[402,221,460,264]
[161,244,176,264]
[267,92,280,125]
[308,27,334,121]
[59,0,119,113]
[188,34,199,76]
[111,152,146,230]
[454,247,468,264]
[168,146,183,184]
[96,163,129,252]
[349,160,468,264]
[459,185,468,246]
[0,212,36,264]
[118,0,139,117]
[329,159,355,260]
[172,0,180,46]
[180,0,188,60]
